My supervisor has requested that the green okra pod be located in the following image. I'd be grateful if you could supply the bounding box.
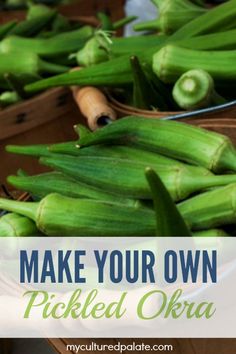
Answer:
[110,34,167,57]
[145,168,191,236]
[52,144,212,176]
[179,29,236,51]
[40,155,236,201]
[134,0,206,34]
[171,0,236,40]
[178,184,236,230]
[76,116,236,173]
[0,213,41,237]
[24,46,164,93]
[0,194,156,236]
[8,11,57,37]
[0,51,69,80]
[0,26,94,58]
[7,172,137,206]
[172,69,226,110]
[153,45,236,84]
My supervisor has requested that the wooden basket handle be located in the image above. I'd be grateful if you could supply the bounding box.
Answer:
[70,68,117,131]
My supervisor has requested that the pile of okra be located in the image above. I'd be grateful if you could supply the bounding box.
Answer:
[1,116,236,236]
[2,0,236,112]
[24,0,236,112]
[0,2,134,107]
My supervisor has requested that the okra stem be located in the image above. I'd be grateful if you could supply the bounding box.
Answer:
[0,199,38,221]
[49,142,78,155]
[38,58,69,74]
[134,19,162,32]
[173,69,226,110]
[113,16,137,30]
[6,144,54,158]
[134,0,207,34]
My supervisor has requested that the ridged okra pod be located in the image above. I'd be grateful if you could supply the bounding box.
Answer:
[110,35,167,57]
[0,26,94,58]
[0,51,68,80]
[178,184,236,230]
[40,155,236,201]
[153,45,236,84]
[171,0,236,40]
[179,29,236,51]
[0,213,41,237]
[7,12,56,37]
[76,116,236,173]
[0,194,156,236]
[24,47,164,93]
[8,142,211,177]
[76,31,165,67]
[7,172,137,206]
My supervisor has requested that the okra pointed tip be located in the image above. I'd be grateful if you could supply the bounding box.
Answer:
[5,145,19,153]
[39,156,48,166]
[130,55,136,61]
[146,168,191,237]
[145,167,152,172]
[6,175,16,184]
[145,167,153,177]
